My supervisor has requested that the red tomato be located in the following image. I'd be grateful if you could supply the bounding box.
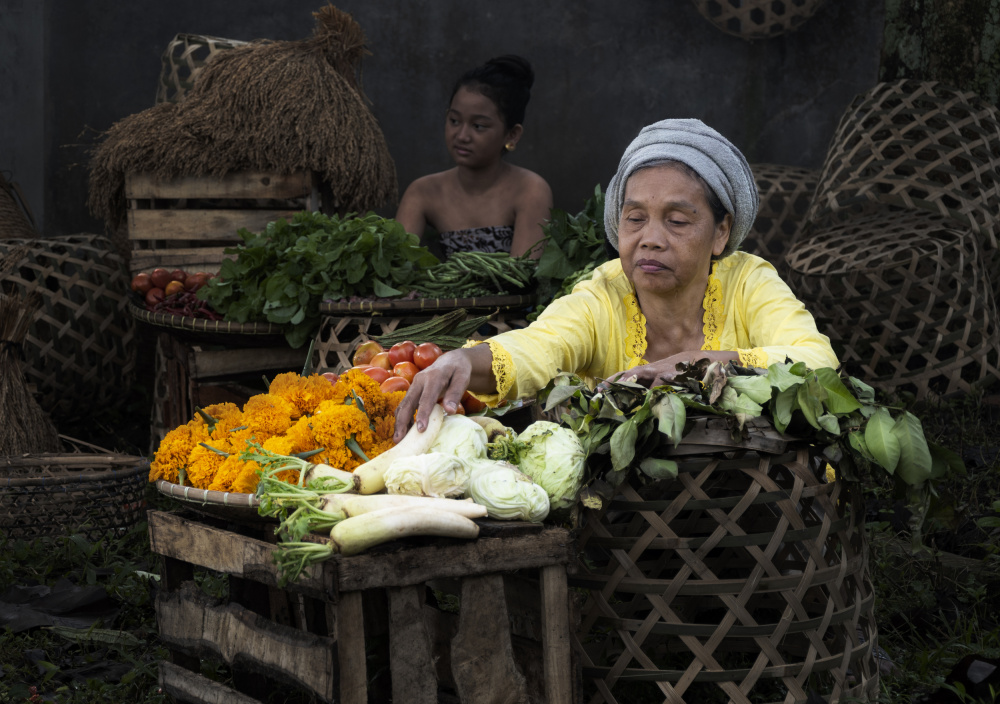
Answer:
[413,342,443,370]
[388,341,416,366]
[392,361,419,384]
[130,272,153,294]
[380,376,411,394]
[453,402,465,415]
[322,372,339,386]
[370,351,392,370]
[150,268,172,290]
[461,391,487,413]
[362,367,391,384]
[145,287,165,308]
[170,269,187,283]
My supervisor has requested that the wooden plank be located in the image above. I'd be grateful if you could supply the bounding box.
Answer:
[156,584,335,702]
[388,586,438,704]
[128,208,297,241]
[147,511,332,601]
[333,528,574,592]
[451,574,528,704]
[126,171,314,200]
[159,661,262,704]
[188,345,307,379]
[337,590,367,704]
[540,565,573,704]
[129,247,233,276]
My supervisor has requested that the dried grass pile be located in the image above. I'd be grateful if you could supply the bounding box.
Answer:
[88,4,397,238]
[0,246,61,455]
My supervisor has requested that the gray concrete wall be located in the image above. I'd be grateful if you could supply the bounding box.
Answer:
[3,0,885,237]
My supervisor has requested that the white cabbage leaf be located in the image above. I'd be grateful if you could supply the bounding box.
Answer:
[384,452,469,498]
[514,421,586,511]
[428,414,488,464]
[465,459,549,522]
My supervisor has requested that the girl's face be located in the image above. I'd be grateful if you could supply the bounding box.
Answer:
[445,87,518,168]
[617,164,731,298]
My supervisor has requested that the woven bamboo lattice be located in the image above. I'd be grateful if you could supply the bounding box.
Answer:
[155,33,248,104]
[690,0,827,39]
[0,172,38,239]
[785,211,1000,400]
[745,163,820,267]
[572,425,878,703]
[1,440,149,542]
[0,235,137,422]
[805,80,1000,262]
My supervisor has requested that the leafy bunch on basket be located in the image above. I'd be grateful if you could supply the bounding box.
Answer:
[538,360,964,525]
[197,211,439,348]
[148,369,406,493]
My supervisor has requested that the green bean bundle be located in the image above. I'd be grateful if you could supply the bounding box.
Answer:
[415,251,536,298]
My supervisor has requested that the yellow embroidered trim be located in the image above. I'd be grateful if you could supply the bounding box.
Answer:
[462,339,515,405]
[702,263,723,351]
[738,348,768,369]
[623,292,647,368]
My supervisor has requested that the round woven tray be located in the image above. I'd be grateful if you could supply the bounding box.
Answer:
[127,300,287,346]
[155,479,267,523]
[690,0,827,40]
[319,294,536,316]
[1,443,149,542]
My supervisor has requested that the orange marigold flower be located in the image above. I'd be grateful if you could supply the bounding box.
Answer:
[372,414,395,444]
[329,369,388,420]
[242,394,294,437]
[150,423,208,484]
[269,371,339,417]
[208,454,246,492]
[201,402,242,423]
[285,416,320,454]
[232,458,266,494]
[262,435,296,456]
[310,403,374,472]
[186,441,230,490]
[368,438,395,458]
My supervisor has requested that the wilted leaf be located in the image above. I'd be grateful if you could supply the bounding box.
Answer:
[795,376,826,430]
[653,392,686,447]
[543,384,581,413]
[610,418,638,471]
[848,376,876,403]
[718,387,763,418]
[725,375,773,404]
[773,385,798,433]
[817,413,841,435]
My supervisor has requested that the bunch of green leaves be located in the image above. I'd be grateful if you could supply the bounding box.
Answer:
[538,360,965,526]
[198,211,439,348]
[531,185,610,307]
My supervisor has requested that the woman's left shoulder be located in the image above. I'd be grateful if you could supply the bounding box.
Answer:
[509,165,552,199]
[716,251,779,281]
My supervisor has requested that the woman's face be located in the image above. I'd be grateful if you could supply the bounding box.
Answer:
[617,164,732,298]
[445,87,516,168]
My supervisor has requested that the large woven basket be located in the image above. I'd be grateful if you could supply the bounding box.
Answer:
[0,172,38,239]
[690,0,827,40]
[785,211,1000,400]
[155,33,248,104]
[745,163,820,268]
[571,418,879,703]
[1,439,149,542]
[805,80,1000,264]
[0,235,137,422]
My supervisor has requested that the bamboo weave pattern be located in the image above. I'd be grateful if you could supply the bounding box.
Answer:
[690,0,827,39]
[155,33,248,104]
[745,163,820,268]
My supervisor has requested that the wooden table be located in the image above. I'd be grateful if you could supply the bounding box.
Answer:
[148,509,576,704]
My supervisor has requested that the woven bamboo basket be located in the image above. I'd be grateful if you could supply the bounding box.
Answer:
[690,0,827,40]
[745,163,820,268]
[155,33,248,104]
[785,211,1000,400]
[805,80,1000,267]
[0,438,149,542]
[571,418,879,703]
[0,172,38,239]
[0,235,137,422]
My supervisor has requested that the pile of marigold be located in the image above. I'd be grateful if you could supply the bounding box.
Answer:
[148,369,406,493]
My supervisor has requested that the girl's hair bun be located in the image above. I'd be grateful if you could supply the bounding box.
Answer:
[452,54,535,128]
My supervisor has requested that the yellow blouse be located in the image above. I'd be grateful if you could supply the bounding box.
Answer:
[469,252,839,404]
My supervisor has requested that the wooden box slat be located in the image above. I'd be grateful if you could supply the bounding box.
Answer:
[159,661,262,704]
[157,584,335,702]
[188,345,307,379]
[130,247,233,275]
[126,172,315,200]
[128,208,297,242]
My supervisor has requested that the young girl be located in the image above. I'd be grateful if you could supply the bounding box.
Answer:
[395,55,553,258]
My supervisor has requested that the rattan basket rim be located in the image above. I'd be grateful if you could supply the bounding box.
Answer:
[319,293,535,315]
[155,479,259,508]
[128,301,281,335]
[1,460,148,488]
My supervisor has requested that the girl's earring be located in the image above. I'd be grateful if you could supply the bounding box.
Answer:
[505,142,516,152]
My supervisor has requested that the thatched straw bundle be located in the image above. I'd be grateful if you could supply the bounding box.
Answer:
[88,4,397,236]
[0,246,61,455]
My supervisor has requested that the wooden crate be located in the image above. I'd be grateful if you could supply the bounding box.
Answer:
[148,509,578,704]
[125,171,323,276]
[150,332,309,452]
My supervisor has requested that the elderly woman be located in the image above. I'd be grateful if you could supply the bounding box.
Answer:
[394,118,837,441]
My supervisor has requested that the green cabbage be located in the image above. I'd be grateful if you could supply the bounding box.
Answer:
[383,452,469,498]
[428,414,488,465]
[513,421,586,511]
[465,459,550,522]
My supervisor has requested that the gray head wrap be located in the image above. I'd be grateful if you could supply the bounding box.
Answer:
[603,118,759,259]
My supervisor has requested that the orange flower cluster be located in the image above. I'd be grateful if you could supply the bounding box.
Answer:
[148,370,407,493]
